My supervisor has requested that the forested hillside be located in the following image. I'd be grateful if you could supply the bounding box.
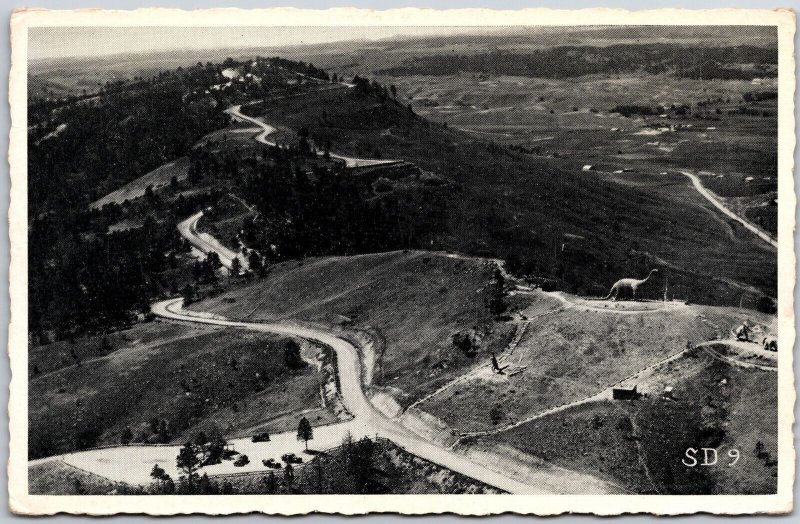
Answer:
[28,64,233,341]
[28,57,368,342]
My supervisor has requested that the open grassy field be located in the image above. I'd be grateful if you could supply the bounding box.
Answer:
[481,348,777,494]
[30,321,337,459]
[30,321,200,376]
[188,250,516,403]
[420,293,774,434]
[396,74,777,189]
[91,157,190,209]
[377,73,777,237]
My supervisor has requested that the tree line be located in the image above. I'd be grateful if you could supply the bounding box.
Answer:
[377,44,777,80]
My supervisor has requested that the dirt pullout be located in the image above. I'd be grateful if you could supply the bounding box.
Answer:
[180,437,504,494]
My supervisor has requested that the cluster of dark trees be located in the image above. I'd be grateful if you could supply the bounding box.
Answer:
[351,75,398,101]
[742,90,778,102]
[237,151,447,261]
[378,44,777,80]
[611,105,670,117]
[29,73,227,215]
[29,214,189,342]
[260,56,330,81]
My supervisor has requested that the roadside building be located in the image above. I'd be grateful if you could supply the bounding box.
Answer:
[612,385,638,400]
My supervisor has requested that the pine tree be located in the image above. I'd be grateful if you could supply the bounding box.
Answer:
[263,471,277,494]
[150,464,166,491]
[176,442,201,492]
[248,250,263,276]
[283,340,304,370]
[297,416,313,450]
[283,463,294,494]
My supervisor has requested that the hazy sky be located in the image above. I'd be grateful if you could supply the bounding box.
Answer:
[29,25,775,61]
[29,26,498,60]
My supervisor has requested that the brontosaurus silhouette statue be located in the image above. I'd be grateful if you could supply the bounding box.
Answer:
[602,269,659,301]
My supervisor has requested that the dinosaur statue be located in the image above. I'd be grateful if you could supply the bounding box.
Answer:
[602,269,659,301]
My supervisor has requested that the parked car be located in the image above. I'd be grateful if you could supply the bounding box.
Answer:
[233,454,250,467]
[251,432,271,443]
[262,458,279,468]
[281,453,303,464]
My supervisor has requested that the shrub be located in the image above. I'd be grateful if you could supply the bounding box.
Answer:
[452,331,478,357]
[757,296,777,314]
[489,404,504,425]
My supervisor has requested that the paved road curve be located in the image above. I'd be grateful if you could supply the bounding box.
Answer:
[152,298,624,494]
[177,211,247,271]
[677,170,777,249]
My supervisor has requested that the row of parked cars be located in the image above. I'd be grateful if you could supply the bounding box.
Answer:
[261,453,303,468]
[235,433,305,468]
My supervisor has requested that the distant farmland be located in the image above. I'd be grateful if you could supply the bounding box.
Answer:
[90,156,189,209]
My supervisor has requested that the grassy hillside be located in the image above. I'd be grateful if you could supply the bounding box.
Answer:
[483,351,777,494]
[189,250,516,402]
[90,157,190,209]
[419,298,772,433]
[29,461,123,495]
[30,322,337,459]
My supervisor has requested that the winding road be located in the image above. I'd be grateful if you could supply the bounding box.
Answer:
[677,170,777,249]
[177,211,247,271]
[226,104,401,169]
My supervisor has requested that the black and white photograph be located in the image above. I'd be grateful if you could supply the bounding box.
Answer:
[8,7,795,516]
